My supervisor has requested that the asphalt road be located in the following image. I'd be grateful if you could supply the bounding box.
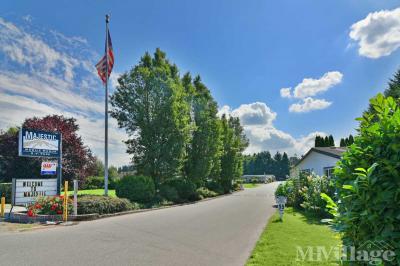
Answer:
[0,182,279,266]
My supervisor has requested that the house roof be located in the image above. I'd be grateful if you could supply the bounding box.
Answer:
[295,147,347,167]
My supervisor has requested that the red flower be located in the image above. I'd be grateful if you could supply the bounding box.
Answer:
[51,204,57,211]
[27,209,34,217]
[35,204,42,209]
[56,210,63,214]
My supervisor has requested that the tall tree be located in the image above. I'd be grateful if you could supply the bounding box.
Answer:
[183,74,222,187]
[0,116,96,183]
[110,49,192,186]
[219,115,248,192]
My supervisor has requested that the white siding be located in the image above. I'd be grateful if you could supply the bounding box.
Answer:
[291,151,339,177]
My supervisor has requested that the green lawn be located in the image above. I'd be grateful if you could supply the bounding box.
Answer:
[243,183,259,188]
[64,189,116,197]
[247,208,341,266]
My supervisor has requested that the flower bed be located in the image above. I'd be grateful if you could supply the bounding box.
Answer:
[27,196,72,217]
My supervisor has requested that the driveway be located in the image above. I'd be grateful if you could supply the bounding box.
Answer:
[0,182,279,266]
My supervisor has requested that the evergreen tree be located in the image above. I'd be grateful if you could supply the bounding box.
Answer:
[348,134,354,145]
[328,135,335,146]
[324,136,329,147]
[340,138,346,147]
[281,152,290,179]
[110,49,192,186]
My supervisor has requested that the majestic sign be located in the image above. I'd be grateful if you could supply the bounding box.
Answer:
[12,178,57,206]
[41,161,57,175]
[18,128,61,158]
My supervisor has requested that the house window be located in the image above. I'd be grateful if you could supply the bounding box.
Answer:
[324,167,335,178]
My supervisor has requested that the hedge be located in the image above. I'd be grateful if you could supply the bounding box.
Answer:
[77,195,137,215]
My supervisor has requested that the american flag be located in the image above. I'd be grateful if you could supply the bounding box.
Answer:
[96,29,114,84]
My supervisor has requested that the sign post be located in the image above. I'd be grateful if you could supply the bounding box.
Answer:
[1,197,5,217]
[73,180,78,216]
[276,196,287,220]
[63,181,68,222]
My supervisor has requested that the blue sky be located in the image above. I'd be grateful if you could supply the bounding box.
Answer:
[1,1,400,165]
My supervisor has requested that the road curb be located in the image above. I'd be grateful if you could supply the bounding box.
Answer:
[7,189,245,223]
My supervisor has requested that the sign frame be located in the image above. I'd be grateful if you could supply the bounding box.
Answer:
[18,128,61,158]
[18,128,63,195]
[11,178,58,207]
[41,161,58,175]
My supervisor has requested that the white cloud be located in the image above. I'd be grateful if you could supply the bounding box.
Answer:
[350,8,400,59]
[0,17,130,166]
[280,87,292,98]
[280,71,342,113]
[220,102,327,156]
[289,97,332,113]
[231,102,276,126]
[292,71,343,99]
[217,105,231,117]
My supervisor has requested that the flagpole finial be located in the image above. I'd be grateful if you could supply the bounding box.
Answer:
[106,14,110,23]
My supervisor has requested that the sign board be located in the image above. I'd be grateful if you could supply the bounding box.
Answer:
[12,178,57,206]
[276,196,287,220]
[18,128,61,158]
[41,161,57,175]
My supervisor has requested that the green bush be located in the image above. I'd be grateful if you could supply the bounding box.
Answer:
[333,94,400,264]
[77,195,137,215]
[205,180,224,195]
[82,176,118,190]
[159,184,179,203]
[82,176,104,189]
[196,187,218,199]
[299,175,334,217]
[162,178,198,202]
[0,183,12,203]
[116,175,155,203]
[275,174,334,217]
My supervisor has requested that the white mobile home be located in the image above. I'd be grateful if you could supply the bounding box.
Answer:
[291,147,346,178]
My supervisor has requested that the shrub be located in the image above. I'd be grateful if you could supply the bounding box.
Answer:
[0,183,12,203]
[81,176,118,190]
[299,175,334,217]
[82,176,104,190]
[162,178,197,202]
[232,180,242,191]
[196,187,218,199]
[205,180,224,195]
[77,195,137,215]
[276,174,334,217]
[159,184,179,203]
[333,94,400,263]
[116,175,155,203]
[27,196,72,216]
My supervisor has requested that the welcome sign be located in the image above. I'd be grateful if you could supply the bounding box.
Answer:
[18,128,61,158]
[12,178,58,206]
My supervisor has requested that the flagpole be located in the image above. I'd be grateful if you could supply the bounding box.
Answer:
[104,14,110,196]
